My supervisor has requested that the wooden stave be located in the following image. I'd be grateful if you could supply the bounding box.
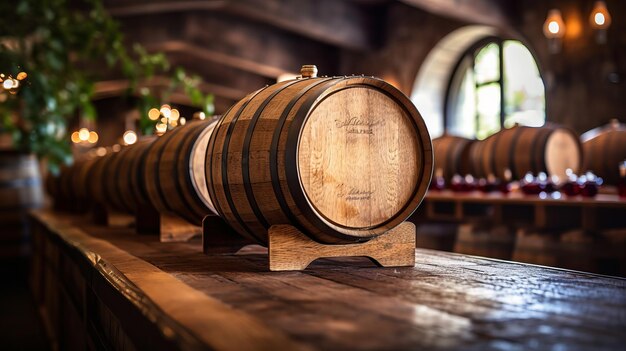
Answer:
[128,138,156,209]
[432,135,474,180]
[582,127,626,185]
[208,76,432,244]
[471,125,581,181]
[144,126,187,215]
[74,156,100,201]
[187,121,218,217]
[116,145,141,213]
[87,152,115,206]
[100,149,132,213]
[158,120,216,225]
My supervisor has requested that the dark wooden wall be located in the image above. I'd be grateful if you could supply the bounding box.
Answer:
[512,0,626,133]
[91,0,624,145]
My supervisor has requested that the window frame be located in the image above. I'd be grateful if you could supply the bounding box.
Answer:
[443,36,545,138]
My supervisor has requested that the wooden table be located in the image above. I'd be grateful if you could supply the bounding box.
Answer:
[30,210,626,351]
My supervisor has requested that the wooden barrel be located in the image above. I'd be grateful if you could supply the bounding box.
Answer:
[581,120,626,185]
[55,155,100,212]
[87,149,117,207]
[116,137,157,213]
[432,135,473,181]
[207,75,433,244]
[74,155,100,202]
[470,124,581,181]
[0,151,44,261]
[144,120,218,225]
[102,147,135,213]
[469,134,491,178]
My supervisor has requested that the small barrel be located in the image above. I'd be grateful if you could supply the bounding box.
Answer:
[581,120,626,184]
[144,120,218,225]
[432,134,474,181]
[470,124,581,181]
[207,74,433,244]
[0,151,44,261]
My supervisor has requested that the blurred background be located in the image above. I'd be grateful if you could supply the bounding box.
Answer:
[0,0,625,349]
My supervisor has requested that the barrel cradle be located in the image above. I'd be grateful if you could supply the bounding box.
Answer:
[207,75,433,244]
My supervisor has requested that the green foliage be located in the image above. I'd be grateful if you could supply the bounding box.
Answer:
[0,0,214,171]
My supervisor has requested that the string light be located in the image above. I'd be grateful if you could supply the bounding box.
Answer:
[71,127,98,146]
[88,131,99,144]
[0,71,27,95]
[149,104,186,135]
[123,130,137,145]
[95,147,107,157]
[148,108,160,120]
[78,128,90,141]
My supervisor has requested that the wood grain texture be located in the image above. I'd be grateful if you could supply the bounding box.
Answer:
[31,210,626,351]
[268,222,416,271]
[432,134,474,181]
[582,123,626,184]
[145,120,217,225]
[470,125,582,181]
[207,76,432,244]
[118,137,156,212]
[31,210,304,351]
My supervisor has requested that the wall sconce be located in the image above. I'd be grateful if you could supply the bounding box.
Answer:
[590,0,611,44]
[543,9,566,54]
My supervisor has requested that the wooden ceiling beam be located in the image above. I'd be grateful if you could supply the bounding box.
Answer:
[105,0,377,51]
[118,11,339,78]
[399,0,508,28]
[143,41,290,79]
[94,77,239,113]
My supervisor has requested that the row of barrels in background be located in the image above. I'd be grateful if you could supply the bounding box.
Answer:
[46,74,433,245]
[433,119,626,185]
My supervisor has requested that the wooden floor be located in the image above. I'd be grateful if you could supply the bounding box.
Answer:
[31,210,626,351]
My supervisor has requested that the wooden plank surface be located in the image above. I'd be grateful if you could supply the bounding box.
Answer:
[31,210,626,351]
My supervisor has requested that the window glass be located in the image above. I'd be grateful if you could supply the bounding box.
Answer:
[503,41,545,128]
[446,39,545,139]
[476,83,501,140]
[474,43,500,84]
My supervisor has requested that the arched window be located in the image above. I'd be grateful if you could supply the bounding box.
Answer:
[445,38,545,140]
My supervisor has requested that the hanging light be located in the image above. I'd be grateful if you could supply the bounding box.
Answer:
[543,9,566,54]
[590,1,611,43]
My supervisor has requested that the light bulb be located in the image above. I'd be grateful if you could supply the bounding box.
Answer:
[148,108,160,121]
[123,130,137,145]
[88,131,98,144]
[78,128,90,141]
